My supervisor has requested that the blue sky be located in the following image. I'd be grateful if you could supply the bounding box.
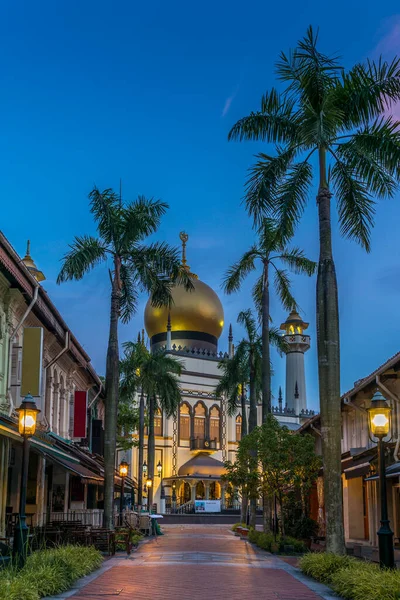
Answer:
[2,1,400,411]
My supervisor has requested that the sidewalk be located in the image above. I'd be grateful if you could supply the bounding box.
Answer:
[46,525,339,600]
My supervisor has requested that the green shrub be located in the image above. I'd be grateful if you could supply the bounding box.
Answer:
[0,545,103,600]
[299,552,355,583]
[279,535,306,553]
[331,563,400,600]
[248,529,306,554]
[232,522,246,532]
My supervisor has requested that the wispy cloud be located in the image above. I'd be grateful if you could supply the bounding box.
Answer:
[373,16,400,120]
[374,15,400,56]
[221,85,239,118]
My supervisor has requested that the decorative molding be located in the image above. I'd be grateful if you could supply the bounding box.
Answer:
[172,411,177,476]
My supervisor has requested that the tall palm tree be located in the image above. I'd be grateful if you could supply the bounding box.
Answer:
[223,218,315,422]
[58,186,189,528]
[119,338,148,506]
[216,350,249,439]
[139,350,182,507]
[228,27,400,553]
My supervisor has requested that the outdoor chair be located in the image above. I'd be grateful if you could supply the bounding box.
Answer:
[139,514,151,536]
[89,528,116,556]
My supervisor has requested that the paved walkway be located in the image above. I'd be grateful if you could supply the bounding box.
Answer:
[59,525,338,600]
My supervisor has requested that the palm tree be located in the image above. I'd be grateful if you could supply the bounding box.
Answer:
[139,351,182,507]
[58,186,188,528]
[223,218,315,422]
[228,27,400,553]
[216,350,249,439]
[119,338,148,507]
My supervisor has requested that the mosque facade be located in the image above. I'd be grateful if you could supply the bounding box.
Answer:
[131,233,314,512]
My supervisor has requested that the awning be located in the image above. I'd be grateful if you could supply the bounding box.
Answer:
[344,462,371,480]
[365,463,400,482]
[51,455,103,486]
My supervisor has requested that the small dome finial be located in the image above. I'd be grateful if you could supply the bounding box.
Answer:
[22,240,45,283]
[178,231,197,279]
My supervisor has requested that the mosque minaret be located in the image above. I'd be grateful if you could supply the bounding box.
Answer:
[280,310,311,416]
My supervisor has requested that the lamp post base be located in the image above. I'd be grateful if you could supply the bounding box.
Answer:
[378,521,395,569]
[12,518,29,568]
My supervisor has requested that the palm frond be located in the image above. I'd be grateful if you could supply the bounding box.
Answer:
[275,160,313,240]
[257,217,281,254]
[228,89,299,144]
[331,158,376,252]
[336,139,397,200]
[269,326,289,355]
[57,236,108,283]
[339,116,400,181]
[272,267,297,312]
[222,247,258,294]
[237,308,258,343]
[336,57,400,128]
[245,146,297,226]
[119,263,139,324]
[277,247,316,276]
[121,197,169,249]
[89,187,122,247]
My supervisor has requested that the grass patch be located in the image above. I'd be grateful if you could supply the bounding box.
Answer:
[299,552,400,600]
[248,528,306,554]
[0,545,103,600]
[299,552,356,583]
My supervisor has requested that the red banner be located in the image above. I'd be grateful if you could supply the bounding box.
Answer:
[73,391,87,438]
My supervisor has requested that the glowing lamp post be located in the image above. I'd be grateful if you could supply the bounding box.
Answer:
[367,390,394,569]
[13,394,40,566]
[143,461,148,475]
[119,460,129,526]
[157,460,162,478]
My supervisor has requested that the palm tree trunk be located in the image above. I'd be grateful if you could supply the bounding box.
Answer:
[248,350,257,432]
[147,395,156,508]
[241,384,248,437]
[137,388,145,507]
[103,278,121,529]
[316,147,345,555]
[261,260,271,422]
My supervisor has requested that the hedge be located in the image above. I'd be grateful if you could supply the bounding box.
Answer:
[248,528,306,553]
[0,545,103,600]
[299,552,400,600]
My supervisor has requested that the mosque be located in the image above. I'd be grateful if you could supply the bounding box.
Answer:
[131,232,314,512]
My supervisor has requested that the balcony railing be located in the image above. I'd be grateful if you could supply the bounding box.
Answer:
[190,437,218,451]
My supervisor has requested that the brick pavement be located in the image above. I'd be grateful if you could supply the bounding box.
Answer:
[68,525,336,600]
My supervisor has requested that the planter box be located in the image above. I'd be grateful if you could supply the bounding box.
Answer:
[240,528,249,539]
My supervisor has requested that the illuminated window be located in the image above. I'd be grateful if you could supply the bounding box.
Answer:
[179,403,190,441]
[194,403,206,440]
[236,415,242,442]
[210,406,220,443]
[154,408,162,436]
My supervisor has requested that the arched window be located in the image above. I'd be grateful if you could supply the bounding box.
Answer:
[179,403,190,441]
[194,403,206,440]
[154,408,163,436]
[236,415,242,442]
[210,406,220,443]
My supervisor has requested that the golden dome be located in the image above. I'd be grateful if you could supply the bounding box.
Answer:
[144,277,224,339]
[144,231,224,341]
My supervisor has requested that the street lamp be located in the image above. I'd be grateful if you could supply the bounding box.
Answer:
[367,390,394,569]
[118,460,129,526]
[146,477,153,489]
[13,394,40,567]
[143,460,148,475]
[157,460,162,478]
